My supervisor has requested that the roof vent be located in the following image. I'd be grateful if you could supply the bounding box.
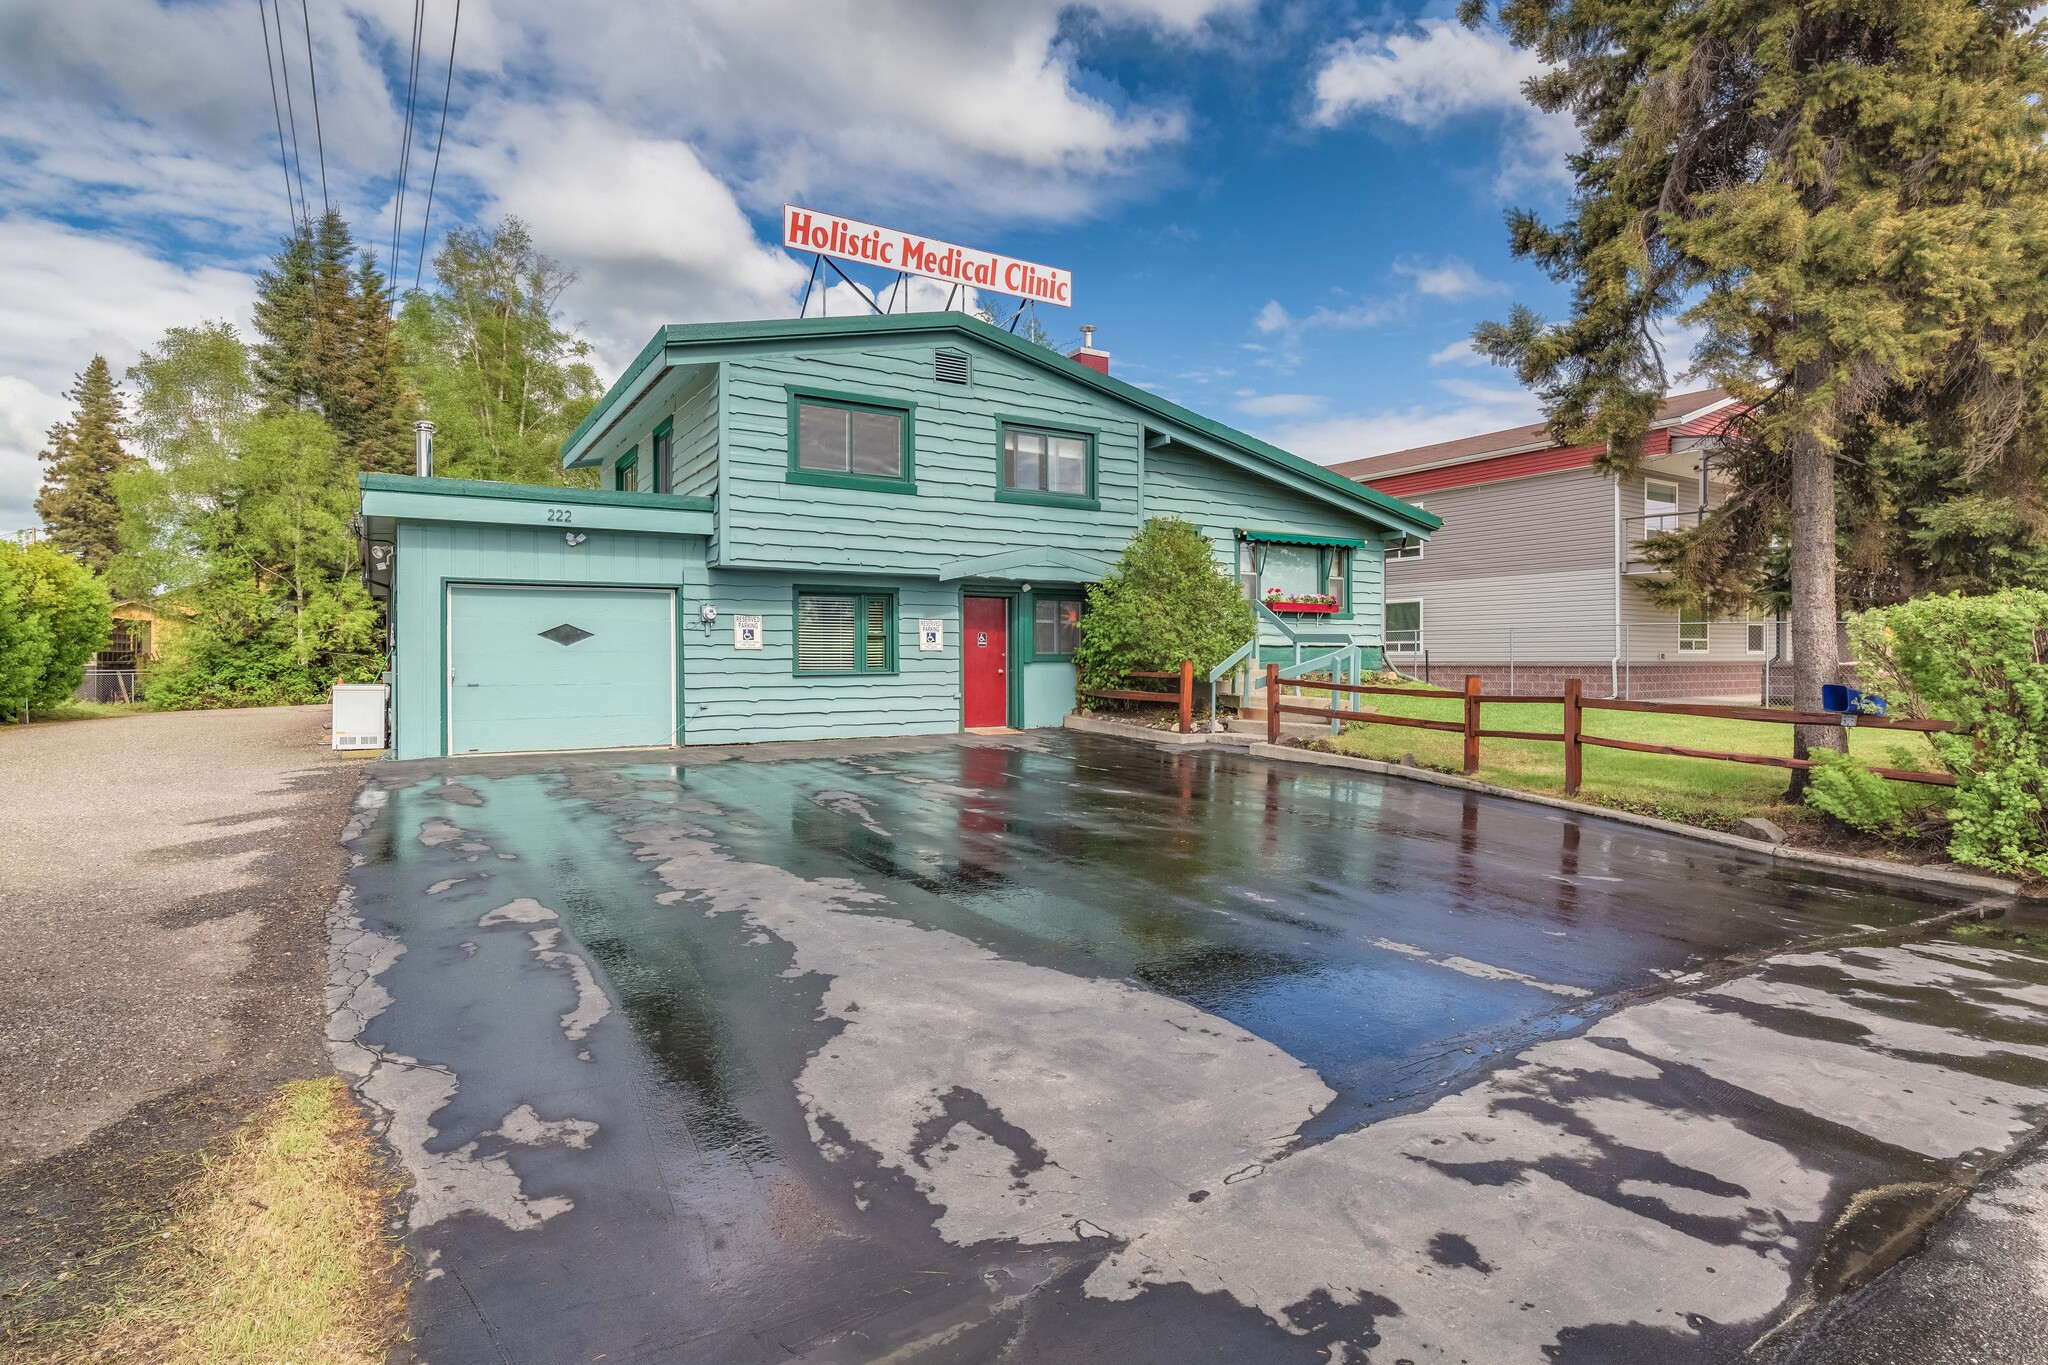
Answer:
[934,346,971,384]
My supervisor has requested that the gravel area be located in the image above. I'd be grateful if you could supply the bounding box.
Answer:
[0,704,369,1351]
[0,705,358,1168]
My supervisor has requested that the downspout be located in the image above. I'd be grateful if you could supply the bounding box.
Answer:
[1610,446,1621,699]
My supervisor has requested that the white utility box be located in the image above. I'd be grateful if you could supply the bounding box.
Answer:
[332,682,389,751]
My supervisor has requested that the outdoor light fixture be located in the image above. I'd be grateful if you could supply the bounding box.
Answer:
[564,531,587,547]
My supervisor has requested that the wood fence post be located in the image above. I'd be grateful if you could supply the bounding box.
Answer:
[1563,677,1583,796]
[1178,660,1194,734]
[1463,674,1482,775]
[1266,662,1282,746]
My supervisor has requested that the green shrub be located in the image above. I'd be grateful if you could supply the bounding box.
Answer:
[1074,518,1255,694]
[1803,751,1910,838]
[1850,590,2048,877]
[0,541,113,722]
[145,575,379,710]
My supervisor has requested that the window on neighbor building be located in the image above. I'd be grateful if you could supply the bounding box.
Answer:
[1645,479,1681,533]
[1679,603,1709,652]
[613,448,638,492]
[793,396,911,487]
[1385,501,1424,560]
[1001,425,1092,501]
[1747,607,1773,656]
[651,419,674,494]
[1033,597,1084,657]
[795,591,896,674]
[1385,601,1422,653]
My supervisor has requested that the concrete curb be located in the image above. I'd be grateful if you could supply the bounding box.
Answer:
[1242,742,2020,898]
[1063,713,1257,747]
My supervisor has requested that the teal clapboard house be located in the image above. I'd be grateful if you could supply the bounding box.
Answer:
[359,312,1436,759]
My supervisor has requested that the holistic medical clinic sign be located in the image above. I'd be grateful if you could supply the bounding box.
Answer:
[783,205,1072,307]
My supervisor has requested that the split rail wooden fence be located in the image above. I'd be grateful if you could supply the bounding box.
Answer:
[1262,664,1958,795]
[1080,661,1198,734]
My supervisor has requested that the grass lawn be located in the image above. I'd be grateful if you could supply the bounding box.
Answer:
[1300,684,1952,834]
[44,1078,405,1365]
[20,699,146,723]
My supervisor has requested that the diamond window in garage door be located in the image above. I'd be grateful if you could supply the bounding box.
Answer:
[539,623,595,646]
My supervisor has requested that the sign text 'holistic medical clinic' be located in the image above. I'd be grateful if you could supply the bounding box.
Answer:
[783,206,1072,307]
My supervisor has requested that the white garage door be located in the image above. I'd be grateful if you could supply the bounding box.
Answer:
[447,584,675,755]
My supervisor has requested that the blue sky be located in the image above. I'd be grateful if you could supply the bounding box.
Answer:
[0,0,1620,530]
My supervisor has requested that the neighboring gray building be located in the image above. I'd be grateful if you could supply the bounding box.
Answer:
[1330,388,1786,701]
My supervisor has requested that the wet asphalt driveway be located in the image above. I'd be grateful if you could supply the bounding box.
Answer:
[330,731,2048,1364]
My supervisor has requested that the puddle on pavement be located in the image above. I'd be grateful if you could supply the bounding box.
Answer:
[342,733,2003,1364]
[360,736,1949,1163]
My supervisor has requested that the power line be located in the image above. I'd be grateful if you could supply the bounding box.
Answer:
[265,0,310,225]
[299,0,329,215]
[414,0,462,290]
[388,0,426,277]
[256,0,299,226]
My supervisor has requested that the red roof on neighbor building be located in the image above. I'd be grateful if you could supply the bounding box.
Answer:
[1331,388,1736,497]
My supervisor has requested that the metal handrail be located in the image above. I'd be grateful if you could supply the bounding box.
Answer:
[1207,637,1260,733]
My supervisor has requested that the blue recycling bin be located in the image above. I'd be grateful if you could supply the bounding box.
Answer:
[1821,684,1887,716]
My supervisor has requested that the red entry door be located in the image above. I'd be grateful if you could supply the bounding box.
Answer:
[963,596,1009,728]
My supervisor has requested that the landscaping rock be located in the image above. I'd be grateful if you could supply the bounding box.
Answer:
[1399,753,1418,768]
[1739,816,1789,845]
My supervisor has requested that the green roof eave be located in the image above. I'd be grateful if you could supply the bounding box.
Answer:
[556,312,1441,536]
[359,473,713,536]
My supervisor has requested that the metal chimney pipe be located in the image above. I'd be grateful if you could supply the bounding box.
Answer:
[414,420,436,477]
[1079,325,1096,349]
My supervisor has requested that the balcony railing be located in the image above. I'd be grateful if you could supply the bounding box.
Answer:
[1623,508,1707,573]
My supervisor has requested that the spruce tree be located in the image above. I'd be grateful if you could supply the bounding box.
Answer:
[34,355,133,574]
[251,223,315,412]
[249,211,413,472]
[1466,0,2048,791]
[345,252,413,474]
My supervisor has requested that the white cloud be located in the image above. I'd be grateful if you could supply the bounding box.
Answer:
[1310,19,1577,196]
[1426,338,1481,366]
[0,0,1252,525]
[1234,392,1326,417]
[1260,381,1541,465]
[1392,255,1502,300]
[0,217,255,532]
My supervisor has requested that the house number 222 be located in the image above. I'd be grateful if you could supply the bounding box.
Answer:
[546,508,572,523]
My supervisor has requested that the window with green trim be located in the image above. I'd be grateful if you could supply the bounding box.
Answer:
[791,394,911,488]
[1032,596,1084,657]
[651,418,674,494]
[1001,424,1092,501]
[795,591,896,674]
[613,448,638,492]
[1245,540,1350,614]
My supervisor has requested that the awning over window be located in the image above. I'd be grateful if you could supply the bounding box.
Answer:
[1235,529,1363,549]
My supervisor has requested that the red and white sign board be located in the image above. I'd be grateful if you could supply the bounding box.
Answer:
[783,205,1072,308]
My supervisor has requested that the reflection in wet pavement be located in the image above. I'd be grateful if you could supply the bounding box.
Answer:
[331,732,2047,1363]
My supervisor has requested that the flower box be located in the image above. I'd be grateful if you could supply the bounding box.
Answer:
[1265,599,1340,614]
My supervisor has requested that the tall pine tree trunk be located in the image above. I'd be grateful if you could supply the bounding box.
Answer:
[1786,422,1844,797]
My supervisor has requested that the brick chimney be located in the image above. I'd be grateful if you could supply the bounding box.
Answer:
[1069,324,1109,374]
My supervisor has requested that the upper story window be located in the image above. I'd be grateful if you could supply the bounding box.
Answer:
[613,447,638,493]
[651,418,674,494]
[1644,478,1681,533]
[1385,500,1424,560]
[787,389,915,492]
[999,422,1097,508]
